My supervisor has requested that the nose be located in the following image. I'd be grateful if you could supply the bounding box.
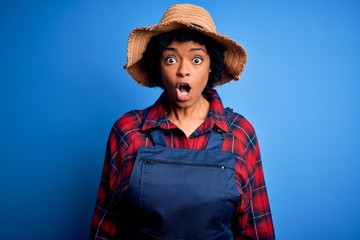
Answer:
[176,72,190,77]
[176,61,190,78]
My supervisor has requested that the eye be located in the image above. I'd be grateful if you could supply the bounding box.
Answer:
[165,56,177,64]
[192,57,203,65]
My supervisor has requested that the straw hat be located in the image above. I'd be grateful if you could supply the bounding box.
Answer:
[123,3,247,87]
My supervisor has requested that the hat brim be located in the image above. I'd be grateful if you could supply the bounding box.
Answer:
[124,21,247,87]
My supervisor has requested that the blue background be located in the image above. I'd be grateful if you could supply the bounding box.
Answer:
[1,0,359,239]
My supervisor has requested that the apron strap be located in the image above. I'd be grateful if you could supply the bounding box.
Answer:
[149,128,167,147]
[205,127,225,152]
[150,127,224,151]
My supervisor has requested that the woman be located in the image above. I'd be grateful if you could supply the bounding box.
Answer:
[91,3,275,240]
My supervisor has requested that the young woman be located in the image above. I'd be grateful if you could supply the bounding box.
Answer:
[91,4,275,239]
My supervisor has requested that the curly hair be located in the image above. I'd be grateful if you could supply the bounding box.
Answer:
[141,28,226,89]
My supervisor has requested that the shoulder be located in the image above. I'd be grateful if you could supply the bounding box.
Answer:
[110,109,145,143]
[113,109,144,130]
[225,108,256,136]
[224,107,258,150]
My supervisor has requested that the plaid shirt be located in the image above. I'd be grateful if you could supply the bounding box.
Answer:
[90,89,275,239]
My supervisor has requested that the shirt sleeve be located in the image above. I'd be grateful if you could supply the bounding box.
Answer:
[90,126,122,240]
[234,134,275,239]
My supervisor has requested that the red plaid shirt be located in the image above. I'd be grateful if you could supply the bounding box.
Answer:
[91,89,275,239]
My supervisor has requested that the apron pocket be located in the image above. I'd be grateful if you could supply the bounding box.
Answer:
[138,158,228,239]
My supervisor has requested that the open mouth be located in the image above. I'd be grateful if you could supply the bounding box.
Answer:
[178,83,191,93]
[176,83,192,101]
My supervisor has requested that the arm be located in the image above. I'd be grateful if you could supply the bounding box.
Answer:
[235,134,275,239]
[90,126,122,240]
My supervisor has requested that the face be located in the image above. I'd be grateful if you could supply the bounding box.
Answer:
[160,41,211,109]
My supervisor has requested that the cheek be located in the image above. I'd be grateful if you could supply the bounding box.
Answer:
[160,70,170,85]
[160,70,175,92]
[161,65,178,81]
[199,67,211,86]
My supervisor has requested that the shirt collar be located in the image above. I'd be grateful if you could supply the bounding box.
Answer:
[141,88,229,133]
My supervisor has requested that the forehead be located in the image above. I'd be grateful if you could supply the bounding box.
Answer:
[165,41,208,52]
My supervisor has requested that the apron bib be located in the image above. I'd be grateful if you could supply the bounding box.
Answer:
[120,128,240,240]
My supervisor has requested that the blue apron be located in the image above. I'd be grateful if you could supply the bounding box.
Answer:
[120,127,240,239]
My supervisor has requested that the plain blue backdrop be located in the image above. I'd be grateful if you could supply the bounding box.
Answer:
[1,0,360,239]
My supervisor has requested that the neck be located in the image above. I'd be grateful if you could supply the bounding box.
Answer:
[166,96,210,137]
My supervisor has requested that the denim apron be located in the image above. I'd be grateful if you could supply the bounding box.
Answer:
[120,127,240,240]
